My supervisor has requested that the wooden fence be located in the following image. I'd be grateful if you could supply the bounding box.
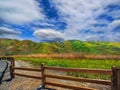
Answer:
[1,57,120,90]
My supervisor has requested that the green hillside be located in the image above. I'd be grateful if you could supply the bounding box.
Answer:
[0,38,120,55]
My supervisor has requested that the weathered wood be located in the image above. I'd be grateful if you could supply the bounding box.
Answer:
[118,68,120,90]
[45,81,95,90]
[12,58,15,66]
[41,63,45,88]
[12,59,15,78]
[14,72,41,79]
[10,64,13,79]
[1,57,7,60]
[8,61,115,90]
[14,67,41,72]
[111,67,120,90]
[0,56,14,61]
[45,66,112,75]
[45,74,111,85]
[13,66,15,78]
[10,64,15,78]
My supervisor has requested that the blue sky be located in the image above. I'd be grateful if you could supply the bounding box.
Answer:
[0,0,120,42]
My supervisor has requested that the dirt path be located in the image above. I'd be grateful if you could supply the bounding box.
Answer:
[0,60,111,90]
[0,60,9,83]
[0,60,41,90]
[10,60,41,90]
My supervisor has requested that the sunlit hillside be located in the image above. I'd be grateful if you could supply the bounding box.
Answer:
[0,38,120,56]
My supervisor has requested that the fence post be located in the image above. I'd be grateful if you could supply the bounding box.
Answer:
[12,59,15,78]
[41,63,45,89]
[10,59,15,79]
[111,66,120,90]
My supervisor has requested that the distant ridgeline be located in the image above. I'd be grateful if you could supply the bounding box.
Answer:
[0,38,120,55]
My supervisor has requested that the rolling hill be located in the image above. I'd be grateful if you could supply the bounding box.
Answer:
[0,38,120,55]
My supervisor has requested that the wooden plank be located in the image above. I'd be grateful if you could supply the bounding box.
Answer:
[45,66,112,75]
[10,65,14,78]
[11,65,15,78]
[1,57,7,60]
[14,67,41,72]
[112,67,120,90]
[45,74,111,85]
[117,68,120,90]
[14,72,41,79]
[41,63,45,88]
[0,57,14,61]
[45,81,96,90]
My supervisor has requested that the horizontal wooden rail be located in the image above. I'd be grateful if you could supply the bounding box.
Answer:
[45,74,111,85]
[45,66,112,75]
[14,73,41,79]
[45,81,95,90]
[0,57,14,61]
[14,67,41,72]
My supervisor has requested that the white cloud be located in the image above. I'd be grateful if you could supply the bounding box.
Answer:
[0,27,22,39]
[0,27,21,35]
[107,9,120,19]
[52,0,120,41]
[104,19,120,41]
[33,29,64,41]
[0,0,44,24]
[110,20,120,29]
[1,0,119,41]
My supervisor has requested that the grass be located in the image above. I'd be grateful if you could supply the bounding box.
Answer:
[15,57,120,68]
[1,38,120,55]
[14,57,120,80]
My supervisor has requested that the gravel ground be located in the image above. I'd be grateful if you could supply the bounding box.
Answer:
[0,60,11,90]
[0,60,41,90]
[0,60,111,90]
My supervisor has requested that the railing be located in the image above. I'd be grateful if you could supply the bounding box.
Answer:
[44,65,112,90]
[13,67,41,79]
[1,57,120,90]
[0,57,14,63]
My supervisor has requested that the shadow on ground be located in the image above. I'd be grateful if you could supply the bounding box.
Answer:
[0,61,12,84]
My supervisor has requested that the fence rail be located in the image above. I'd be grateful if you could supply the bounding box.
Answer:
[14,67,41,72]
[1,57,120,90]
[45,66,112,75]
[13,64,120,90]
[44,65,112,89]
[45,81,95,90]
[12,65,112,89]
[45,74,111,85]
[14,72,41,79]
[10,63,120,90]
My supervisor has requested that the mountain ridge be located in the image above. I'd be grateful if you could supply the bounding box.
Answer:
[0,38,120,55]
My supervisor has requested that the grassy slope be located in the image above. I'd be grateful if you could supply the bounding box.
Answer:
[0,38,120,55]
